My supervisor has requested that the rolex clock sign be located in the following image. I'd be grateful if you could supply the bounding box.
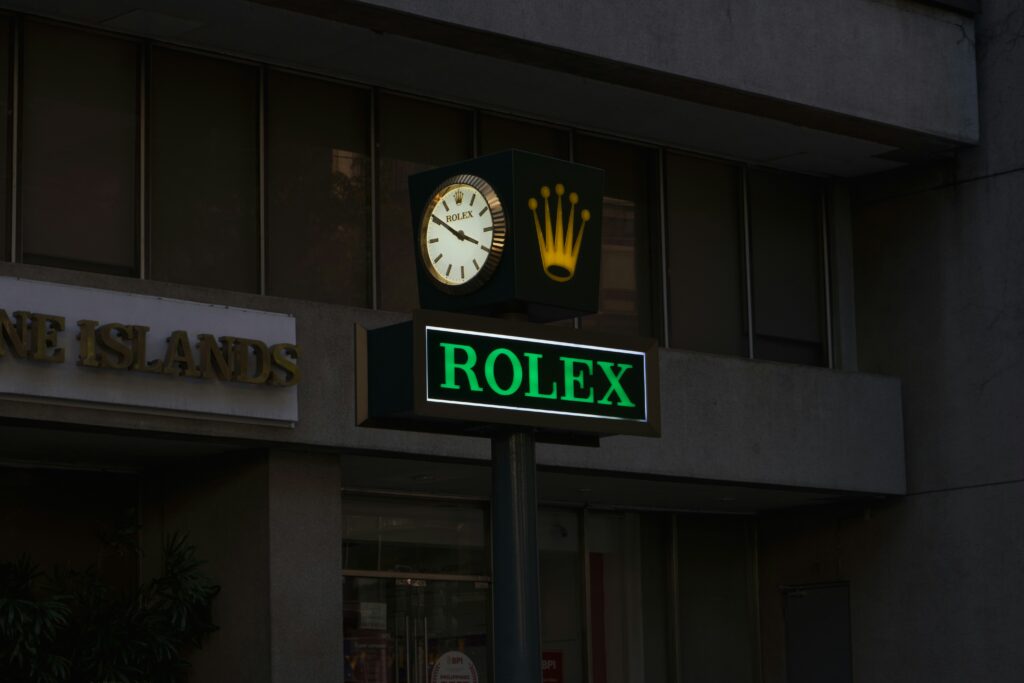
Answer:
[409,150,604,322]
[359,152,658,440]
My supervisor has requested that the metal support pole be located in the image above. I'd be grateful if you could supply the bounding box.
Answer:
[491,430,541,683]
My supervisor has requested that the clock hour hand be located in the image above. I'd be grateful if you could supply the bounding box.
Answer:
[431,214,464,241]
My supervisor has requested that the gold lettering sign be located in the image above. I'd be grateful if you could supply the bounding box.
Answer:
[0,308,300,387]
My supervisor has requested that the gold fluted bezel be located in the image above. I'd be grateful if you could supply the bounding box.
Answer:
[419,173,507,295]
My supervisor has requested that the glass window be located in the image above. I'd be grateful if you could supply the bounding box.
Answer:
[342,497,488,576]
[21,21,138,275]
[748,169,826,365]
[478,114,569,159]
[638,515,672,679]
[586,511,669,683]
[148,47,259,292]
[677,516,758,683]
[539,508,584,683]
[574,135,657,338]
[266,70,371,305]
[376,94,472,313]
[0,17,10,262]
[665,153,747,356]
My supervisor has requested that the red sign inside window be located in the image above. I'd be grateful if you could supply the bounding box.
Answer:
[541,651,563,683]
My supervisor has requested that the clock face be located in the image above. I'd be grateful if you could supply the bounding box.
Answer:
[419,174,506,293]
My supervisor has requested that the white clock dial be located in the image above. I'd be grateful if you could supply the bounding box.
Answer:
[420,175,506,293]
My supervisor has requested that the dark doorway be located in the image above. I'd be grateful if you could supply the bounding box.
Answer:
[783,582,852,683]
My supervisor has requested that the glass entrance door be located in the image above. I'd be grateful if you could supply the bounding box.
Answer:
[342,496,491,683]
[343,576,490,683]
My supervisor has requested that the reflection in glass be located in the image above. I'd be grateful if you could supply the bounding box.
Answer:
[342,497,488,577]
[748,169,826,365]
[477,114,569,159]
[596,197,641,334]
[574,135,655,337]
[376,94,472,312]
[665,153,747,356]
[21,21,137,274]
[266,70,371,305]
[0,17,7,261]
[677,516,758,682]
[343,576,490,683]
[587,511,669,683]
[149,47,260,292]
[539,508,584,683]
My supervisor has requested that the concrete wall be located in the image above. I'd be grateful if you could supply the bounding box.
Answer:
[854,0,1024,507]
[0,0,974,176]
[759,1,1024,679]
[552,352,904,493]
[759,483,1024,682]
[0,261,904,495]
[318,0,978,144]
[267,451,345,683]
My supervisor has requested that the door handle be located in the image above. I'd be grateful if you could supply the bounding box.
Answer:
[422,616,429,683]
[414,617,421,683]
[393,633,399,683]
[393,621,400,683]
[405,616,412,683]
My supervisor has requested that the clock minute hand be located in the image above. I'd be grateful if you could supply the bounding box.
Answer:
[431,214,464,241]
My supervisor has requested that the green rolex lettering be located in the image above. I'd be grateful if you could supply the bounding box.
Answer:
[523,352,557,399]
[484,347,524,396]
[560,356,594,403]
[424,325,648,428]
[440,342,483,391]
[597,360,635,407]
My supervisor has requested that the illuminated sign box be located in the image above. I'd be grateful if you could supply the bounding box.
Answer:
[357,311,660,438]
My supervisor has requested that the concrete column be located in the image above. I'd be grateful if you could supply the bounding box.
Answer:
[141,449,344,683]
[141,453,272,683]
[267,450,345,683]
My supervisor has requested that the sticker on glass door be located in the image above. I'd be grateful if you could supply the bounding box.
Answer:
[430,651,479,683]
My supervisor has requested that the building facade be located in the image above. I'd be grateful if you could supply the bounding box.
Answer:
[0,0,1020,681]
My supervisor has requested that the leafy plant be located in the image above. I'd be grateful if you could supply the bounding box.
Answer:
[0,534,219,683]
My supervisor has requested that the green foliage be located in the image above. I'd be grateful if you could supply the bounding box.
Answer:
[0,534,219,683]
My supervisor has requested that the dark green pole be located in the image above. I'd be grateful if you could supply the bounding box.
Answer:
[491,429,541,683]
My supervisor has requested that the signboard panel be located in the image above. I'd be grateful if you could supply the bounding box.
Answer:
[0,276,298,424]
[424,326,647,423]
[358,310,660,438]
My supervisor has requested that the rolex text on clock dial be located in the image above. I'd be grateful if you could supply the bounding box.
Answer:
[420,174,506,294]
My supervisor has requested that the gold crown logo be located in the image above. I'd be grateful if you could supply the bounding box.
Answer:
[454,189,465,204]
[528,183,591,283]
